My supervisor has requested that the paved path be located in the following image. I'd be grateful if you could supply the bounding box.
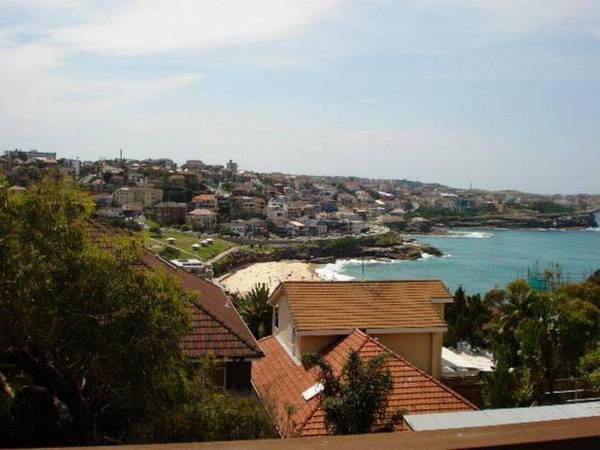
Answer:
[206,246,244,265]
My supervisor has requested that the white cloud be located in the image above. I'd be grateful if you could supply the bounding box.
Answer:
[41,0,342,56]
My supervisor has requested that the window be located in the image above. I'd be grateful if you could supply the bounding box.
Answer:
[273,305,279,329]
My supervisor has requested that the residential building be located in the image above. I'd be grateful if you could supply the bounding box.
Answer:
[287,220,305,237]
[128,172,146,186]
[226,159,238,173]
[112,187,135,206]
[191,193,219,213]
[250,280,475,437]
[222,220,247,237]
[184,160,206,173]
[265,196,287,220]
[142,252,263,390]
[154,202,187,225]
[252,329,475,437]
[267,280,453,378]
[187,208,217,230]
[230,195,266,216]
[131,186,163,207]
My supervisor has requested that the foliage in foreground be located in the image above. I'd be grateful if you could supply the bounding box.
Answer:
[301,351,402,435]
[0,179,274,446]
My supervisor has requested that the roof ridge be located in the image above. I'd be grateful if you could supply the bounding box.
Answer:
[144,251,262,357]
[191,298,263,357]
[201,277,265,355]
[362,333,478,411]
[281,279,447,284]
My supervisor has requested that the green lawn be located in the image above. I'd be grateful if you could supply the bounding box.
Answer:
[146,228,238,261]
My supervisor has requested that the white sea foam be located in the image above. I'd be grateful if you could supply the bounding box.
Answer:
[316,253,445,280]
[585,227,600,232]
[445,230,494,239]
[315,261,355,281]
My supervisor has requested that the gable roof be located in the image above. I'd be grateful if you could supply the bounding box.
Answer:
[141,251,263,359]
[252,330,475,437]
[269,281,452,332]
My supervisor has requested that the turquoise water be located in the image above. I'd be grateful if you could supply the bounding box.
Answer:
[317,227,600,296]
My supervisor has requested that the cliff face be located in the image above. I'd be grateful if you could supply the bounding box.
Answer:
[433,212,597,230]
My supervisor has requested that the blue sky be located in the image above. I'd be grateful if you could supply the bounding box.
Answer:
[1,0,600,194]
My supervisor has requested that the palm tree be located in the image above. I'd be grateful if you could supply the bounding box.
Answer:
[301,350,402,435]
[232,283,272,339]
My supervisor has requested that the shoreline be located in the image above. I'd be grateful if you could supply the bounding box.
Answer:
[219,260,323,295]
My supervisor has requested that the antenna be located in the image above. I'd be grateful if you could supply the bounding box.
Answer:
[362,255,365,280]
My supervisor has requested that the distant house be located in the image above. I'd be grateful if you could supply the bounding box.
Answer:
[153,202,187,225]
[230,195,266,216]
[191,193,219,213]
[112,187,135,206]
[168,174,186,186]
[246,218,267,236]
[222,220,247,237]
[287,220,305,237]
[131,186,163,207]
[142,252,263,390]
[251,280,475,437]
[187,208,217,231]
[122,202,143,217]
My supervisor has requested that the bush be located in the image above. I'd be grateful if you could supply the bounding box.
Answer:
[159,245,181,260]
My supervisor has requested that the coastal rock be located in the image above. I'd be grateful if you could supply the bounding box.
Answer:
[212,232,442,276]
[433,212,596,230]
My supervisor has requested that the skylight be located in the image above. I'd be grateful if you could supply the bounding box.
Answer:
[302,383,324,401]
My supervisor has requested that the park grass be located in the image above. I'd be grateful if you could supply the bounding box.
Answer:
[146,228,238,261]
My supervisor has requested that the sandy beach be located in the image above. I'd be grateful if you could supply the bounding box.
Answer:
[219,261,322,295]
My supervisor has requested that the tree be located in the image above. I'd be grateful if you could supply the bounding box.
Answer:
[0,179,193,446]
[482,344,527,408]
[485,277,600,406]
[301,351,401,435]
[445,287,492,349]
[580,342,600,392]
[0,179,277,446]
[230,283,272,339]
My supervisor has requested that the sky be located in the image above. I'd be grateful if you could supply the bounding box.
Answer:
[1,0,600,194]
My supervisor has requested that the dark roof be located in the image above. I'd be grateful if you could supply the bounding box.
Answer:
[142,251,263,359]
[252,329,475,438]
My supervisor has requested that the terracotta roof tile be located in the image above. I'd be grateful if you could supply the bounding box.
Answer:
[252,330,475,437]
[142,251,263,359]
[270,281,451,332]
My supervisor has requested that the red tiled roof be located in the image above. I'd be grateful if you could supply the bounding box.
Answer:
[270,281,452,332]
[142,251,263,359]
[252,330,475,437]
[188,208,216,216]
[191,194,216,202]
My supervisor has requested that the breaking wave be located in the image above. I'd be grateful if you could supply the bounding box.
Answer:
[445,230,494,239]
[315,253,443,281]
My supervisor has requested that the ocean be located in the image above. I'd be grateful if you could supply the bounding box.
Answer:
[316,225,600,296]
